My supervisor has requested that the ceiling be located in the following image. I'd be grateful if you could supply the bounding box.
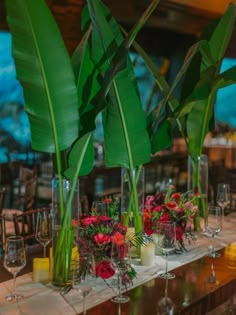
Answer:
[0,0,235,57]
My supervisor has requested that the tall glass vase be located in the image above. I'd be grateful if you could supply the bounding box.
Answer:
[121,166,144,257]
[187,155,208,231]
[51,177,79,286]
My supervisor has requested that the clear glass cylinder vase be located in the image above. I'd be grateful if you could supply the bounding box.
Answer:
[51,176,79,286]
[187,154,208,230]
[121,166,144,256]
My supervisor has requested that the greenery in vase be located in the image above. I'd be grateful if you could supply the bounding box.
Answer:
[4,0,160,284]
[5,0,236,281]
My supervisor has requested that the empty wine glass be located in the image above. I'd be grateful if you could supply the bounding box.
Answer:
[110,241,130,303]
[4,236,26,301]
[216,183,230,218]
[72,254,96,315]
[36,211,52,257]
[206,206,222,258]
[157,221,176,279]
[157,277,175,315]
[91,200,106,216]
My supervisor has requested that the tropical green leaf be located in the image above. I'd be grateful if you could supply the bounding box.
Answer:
[150,120,172,154]
[202,3,235,63]
[5,0,79,153]
[86,0,152,168]
[64,133,94,179]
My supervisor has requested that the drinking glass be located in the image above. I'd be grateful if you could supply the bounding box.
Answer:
[36,211,52,257]
[157,221,176,279]
[216,183,230,217]
[157,277,175,315]
[206,206,222,258]
[110,241,130,303]
[72,255,96,315]
[4,236,26,301]
[91,201,106,216]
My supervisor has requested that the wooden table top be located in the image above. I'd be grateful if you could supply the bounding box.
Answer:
[0,243,236,314]
[82,244,236,315]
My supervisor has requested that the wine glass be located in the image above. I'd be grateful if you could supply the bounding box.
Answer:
[91,200,106,216]
[4,236,26,301]
[72,254,96,315]
[157,277,175,315]
[206,206,222,258]
[216,183,230,218]
[36,211,52,257]
[157,221,176,279]
[110,241,130,303]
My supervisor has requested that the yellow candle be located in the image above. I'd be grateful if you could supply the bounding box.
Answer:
[33,258,50,283]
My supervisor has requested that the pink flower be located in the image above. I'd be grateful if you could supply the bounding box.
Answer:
[145,195,155,206]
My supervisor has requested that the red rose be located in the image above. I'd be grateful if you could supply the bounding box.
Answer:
[95,260,115,279]
[94,233,111,245]
[111,231,125,246]
[176,226,184,241]
[153,205,162,213]
[81,216,98,226]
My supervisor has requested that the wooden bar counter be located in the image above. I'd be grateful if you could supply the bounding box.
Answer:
[83,244,236,315]
[0,239,236,314]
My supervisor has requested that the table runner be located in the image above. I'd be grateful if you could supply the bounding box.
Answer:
[0,212,236,315]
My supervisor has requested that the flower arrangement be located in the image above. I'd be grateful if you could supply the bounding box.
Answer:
[75,214,136,286]
[143,186,197,250]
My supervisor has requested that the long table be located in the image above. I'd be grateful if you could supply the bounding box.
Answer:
[1,214,236,315]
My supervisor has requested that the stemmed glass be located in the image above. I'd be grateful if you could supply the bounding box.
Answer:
[206,206,222,258]
[216,183,230,218]
[72,254,96,315]
[91,200,106,216]
[36,211,52,257]
[110,241,130,303]
[157,221,176,279]
[157,277,175,315]
[3,236,26,301]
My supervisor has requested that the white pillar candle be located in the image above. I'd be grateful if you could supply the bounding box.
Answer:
[152,233,163,255]
[141,242,155,266]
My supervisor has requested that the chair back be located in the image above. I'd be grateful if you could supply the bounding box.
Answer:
[0,187,6,214]
[13,207,51,241]
[0,214,6,252]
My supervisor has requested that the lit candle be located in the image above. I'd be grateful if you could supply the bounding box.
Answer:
[141,242,155,266]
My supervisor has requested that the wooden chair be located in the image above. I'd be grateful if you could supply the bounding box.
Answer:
[13,207,51,242]
[0,187,6,213]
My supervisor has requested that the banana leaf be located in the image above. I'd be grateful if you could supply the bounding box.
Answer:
[85,0,158,168]
[5,0,79,154]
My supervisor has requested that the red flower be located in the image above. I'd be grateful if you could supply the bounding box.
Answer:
[113,222,127,235]
[94,233,111,246]
[166,201,177,209]
[144,218,154,236]
[153,205,162,213]
[159,213,171,222]
[176,226,184,241]
[81,216,98,226]
[111,231,125,246]
[171,192,181,200]
[95,260,115,279]
[103,198,112,203]
[98,215,111,222]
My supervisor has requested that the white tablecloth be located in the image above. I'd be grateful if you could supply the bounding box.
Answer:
[1,213,236,315]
